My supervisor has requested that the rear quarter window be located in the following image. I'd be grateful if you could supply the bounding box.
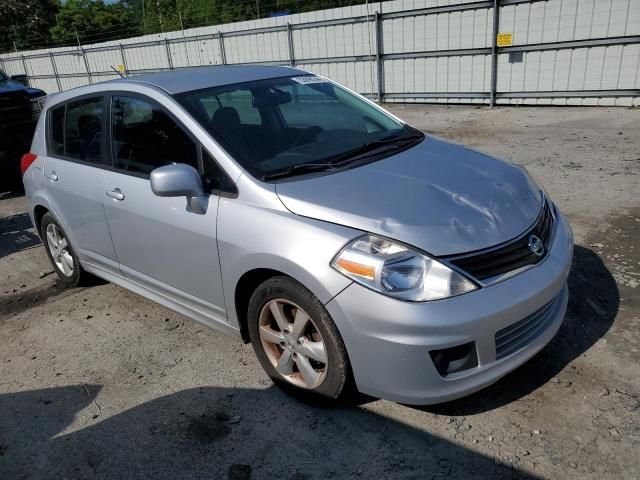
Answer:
[49,105,65,156]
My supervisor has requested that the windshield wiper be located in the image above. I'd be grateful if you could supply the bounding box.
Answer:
[262,161,337,181]
[323,128,424,166]
[262,127,424,181]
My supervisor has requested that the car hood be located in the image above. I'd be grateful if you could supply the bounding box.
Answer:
[0,78,45,96]
[275,136,542,256]
[0,79,27,93]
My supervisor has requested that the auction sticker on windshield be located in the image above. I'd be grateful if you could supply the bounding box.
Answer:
[291,76,328,84]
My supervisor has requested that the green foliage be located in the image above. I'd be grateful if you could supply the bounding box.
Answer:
[50,0,139,45]
[1,0,371,52]
[0,0,60,51]
[129,0,370,34]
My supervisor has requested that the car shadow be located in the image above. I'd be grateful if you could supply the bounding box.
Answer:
[416,245,619,415]
[0,211,40,259]
[0,384,541,480]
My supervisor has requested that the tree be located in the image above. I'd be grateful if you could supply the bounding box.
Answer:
[133,0,372,34]
[0,0,59,51]
[1,0,373,53]
[50,0,138,46]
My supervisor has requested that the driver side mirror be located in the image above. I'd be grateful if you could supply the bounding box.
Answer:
[150,163,207,214]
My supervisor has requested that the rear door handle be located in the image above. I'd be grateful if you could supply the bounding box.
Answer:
[46,171,58,182]
[106,188,125,201]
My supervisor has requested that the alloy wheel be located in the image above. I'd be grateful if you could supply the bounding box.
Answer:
[45,223,74,277]
[258,298,328,389]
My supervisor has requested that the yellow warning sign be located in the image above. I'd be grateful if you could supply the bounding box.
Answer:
[497,32,513,47]
[117,64,126,72]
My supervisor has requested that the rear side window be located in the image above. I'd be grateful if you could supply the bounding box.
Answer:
[49,106,65,156]
[111,95,198,176]
[64,97,104,163]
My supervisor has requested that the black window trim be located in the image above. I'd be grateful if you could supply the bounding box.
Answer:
[107,91,237,197]
[199,146,238,198]
[45,90,238,198]
[46,93,111,169]
[108,91,198,180]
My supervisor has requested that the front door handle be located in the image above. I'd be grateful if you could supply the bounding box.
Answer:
[46,171,58,182]
[106,188,125,201]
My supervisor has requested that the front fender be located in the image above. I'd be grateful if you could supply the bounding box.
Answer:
[217,199,358,330]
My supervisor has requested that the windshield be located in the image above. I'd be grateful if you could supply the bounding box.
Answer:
[177,75,421,180]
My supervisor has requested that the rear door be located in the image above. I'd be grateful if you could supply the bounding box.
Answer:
[43,96,118,271]
[101,94,227,321]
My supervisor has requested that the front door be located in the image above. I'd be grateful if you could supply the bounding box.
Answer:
[101,94,226,320]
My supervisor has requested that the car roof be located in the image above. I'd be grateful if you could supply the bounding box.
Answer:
[110,65,309,94]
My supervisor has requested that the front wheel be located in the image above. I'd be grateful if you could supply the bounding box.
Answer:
[247,276,351,402]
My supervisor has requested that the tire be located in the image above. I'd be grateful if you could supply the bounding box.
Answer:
[40,212,89,287]
[248,276,351,403]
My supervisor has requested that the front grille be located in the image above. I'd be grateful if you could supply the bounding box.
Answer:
[494,295,559,360]
[446,200,554,281]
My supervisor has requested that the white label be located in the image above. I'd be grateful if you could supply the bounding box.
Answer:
[291,76,328,85]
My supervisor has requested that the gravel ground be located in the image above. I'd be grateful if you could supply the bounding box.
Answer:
[1,104,638,480]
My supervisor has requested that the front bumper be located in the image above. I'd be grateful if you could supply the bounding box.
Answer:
[325,208,574,405]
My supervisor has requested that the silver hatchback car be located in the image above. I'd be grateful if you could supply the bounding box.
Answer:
[22,66,573,404]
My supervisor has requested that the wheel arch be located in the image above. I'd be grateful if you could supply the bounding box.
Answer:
[234,268,293,343]
[33,204,50,236]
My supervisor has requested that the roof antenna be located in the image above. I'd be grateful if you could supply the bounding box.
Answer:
[110,65,124,78]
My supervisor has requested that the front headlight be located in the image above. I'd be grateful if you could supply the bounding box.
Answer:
[331,235,478,301]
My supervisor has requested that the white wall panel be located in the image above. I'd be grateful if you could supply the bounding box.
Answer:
[52,52,88,75]
[28,77,58,93]
[125,44,170,71]
[86,48,122,74]
[1,0,638,104]
[224,31,288,64]
[58,76,90,91]
[299,60,376,94]
[22,56,50,77]
[1,58,21,76]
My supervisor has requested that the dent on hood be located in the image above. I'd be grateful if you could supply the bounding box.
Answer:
[276,136,543,256]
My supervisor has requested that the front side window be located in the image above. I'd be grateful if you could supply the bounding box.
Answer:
[111,95,197,176]
[63,97,104,163]
[177,75,421,180]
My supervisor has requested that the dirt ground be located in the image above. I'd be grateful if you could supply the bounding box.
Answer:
[1,104,638,480]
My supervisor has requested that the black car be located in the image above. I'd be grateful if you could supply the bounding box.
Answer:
[0,69,46,187]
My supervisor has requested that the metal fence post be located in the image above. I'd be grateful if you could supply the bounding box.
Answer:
[375,11,384,102]
[49,52,63,92]
[119,44,129,76]
[20,55,29,79]
[165,38,174,69]
[79,47,92,84]
[490,0,500,107]
[287,23,295,67]
[218,31,227,65]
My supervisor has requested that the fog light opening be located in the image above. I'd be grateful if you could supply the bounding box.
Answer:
[430,342,478,377]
